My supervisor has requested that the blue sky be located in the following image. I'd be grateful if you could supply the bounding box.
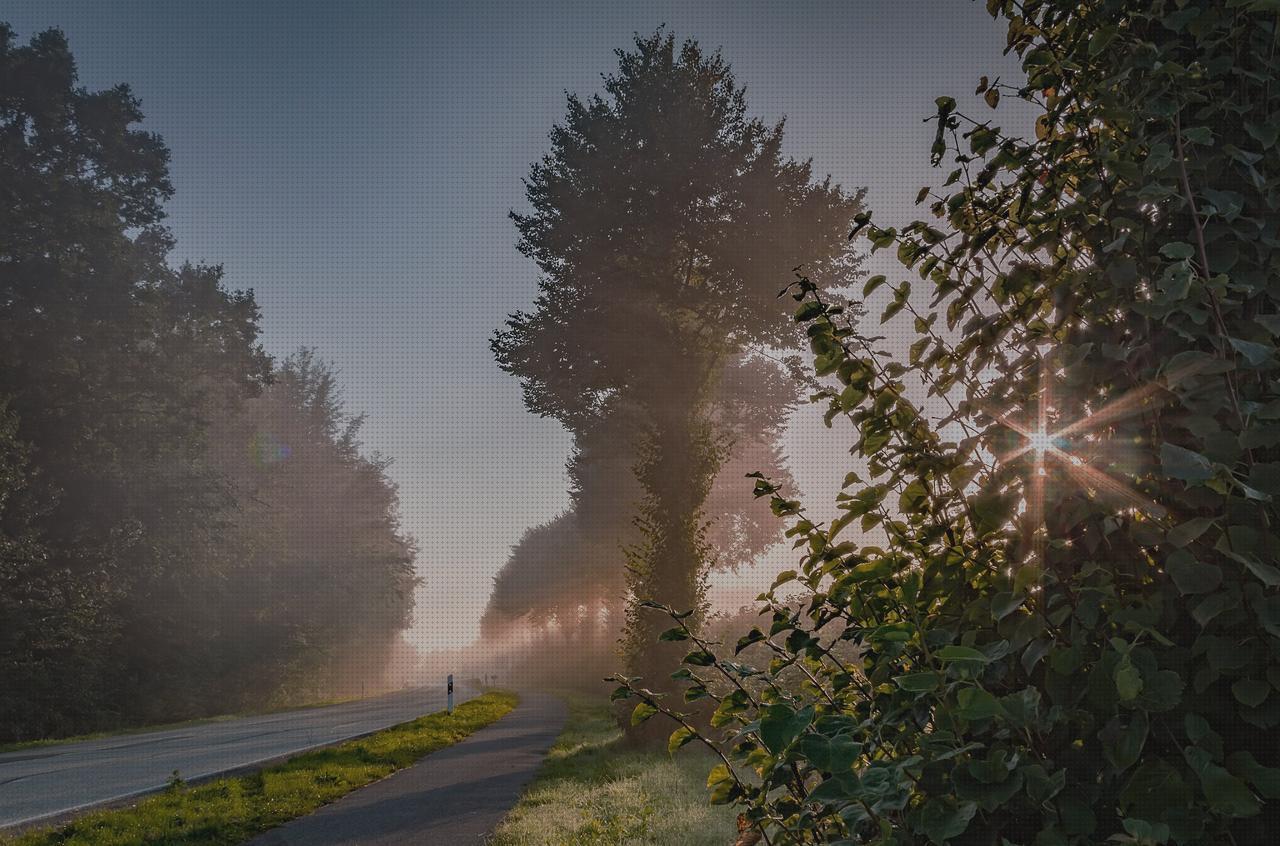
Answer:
[5,1,1024,648]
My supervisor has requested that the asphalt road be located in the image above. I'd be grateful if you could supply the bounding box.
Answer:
[0,684,466,830]
[248,692,566,845]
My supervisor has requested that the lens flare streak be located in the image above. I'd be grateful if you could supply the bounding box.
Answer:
[993,361,1167,561]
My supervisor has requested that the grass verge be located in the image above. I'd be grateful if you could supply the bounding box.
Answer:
[488,693,736,846]
[2,690,517,846]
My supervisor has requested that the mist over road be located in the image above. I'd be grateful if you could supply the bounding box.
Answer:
[0,685,467,830]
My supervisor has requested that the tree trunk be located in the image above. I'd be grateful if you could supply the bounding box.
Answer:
[621,386,723,743]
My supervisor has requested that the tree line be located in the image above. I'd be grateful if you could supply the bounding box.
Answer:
[0,25,417,742]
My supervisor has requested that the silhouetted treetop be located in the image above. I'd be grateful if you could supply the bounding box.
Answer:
[495,29,862,429]
[0,24,171,242]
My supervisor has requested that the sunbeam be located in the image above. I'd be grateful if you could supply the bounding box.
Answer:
[994,359,1166,561]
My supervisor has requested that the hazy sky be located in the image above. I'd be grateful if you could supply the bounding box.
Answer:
[5,1,1023,649]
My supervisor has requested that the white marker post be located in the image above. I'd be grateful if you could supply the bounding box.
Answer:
[447,674,454,714]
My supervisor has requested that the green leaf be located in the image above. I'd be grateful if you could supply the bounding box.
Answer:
[1215,532,1280,586]
[771,570,797,590]
[1022,639,1051,674]
[1192,590,1238,627]
[971,492,1015,534]
[1121,819,1170,844]
[1115,655,1144,701]
[667,725,696,756]
[1121,759,1192,819]
[1185,747,1261,817]
[1230,337,1274,366]
[1088,25,1119,56]
[796,732,863,773]
[1167,517,1214,547]
[936,645,991,663]
[919,798,978,843]
[990,591,1024,621]
[863,274,887,296]
[1244,120,1280,149]
[954,687,1003,720]
[706,763,737,804]
[1185,713,1222,758]
[760,703,814,753]
[1232,678,1270,708]
[630,701,658,726]
[1057,794,1097,836]
[899,479,929,514]
[894,672,942,692]
[1101,710,1149,772]
[658,626,690,641]
[710,691,749,728]
[1166,550,1222,594]
[1226,751,1280,799]
[1160,443,1214,482]
[1024,765,1067,804]
[808,773,858,805]
[881,296,908,323]
[829,510,858,540]
[1164,349,1235,378]
[794,301,825,322]
[682,649,717,667]
[999,687,1041,727]
[734,628,766,654]
[1160,242,1195,260]
[1256,596,1280,638]
[682,684,707,702]
[1182,126,1214,146]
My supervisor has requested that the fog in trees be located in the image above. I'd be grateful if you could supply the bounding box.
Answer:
[489,30,863,700]
[480,352,801,685]
[0,26,416,741]
[2,20,866,745]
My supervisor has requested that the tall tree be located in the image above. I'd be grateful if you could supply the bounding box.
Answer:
[494,31,861,685]
[0,24,271,737]
[0,25,415,740]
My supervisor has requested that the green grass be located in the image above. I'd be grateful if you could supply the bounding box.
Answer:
[2,690,517,846]
[488,693,737,846]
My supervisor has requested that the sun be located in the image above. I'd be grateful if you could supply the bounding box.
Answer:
[990,356,1166,562]
[1026,429,1056,456]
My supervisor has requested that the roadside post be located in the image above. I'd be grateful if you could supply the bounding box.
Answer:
[447,674,454,714]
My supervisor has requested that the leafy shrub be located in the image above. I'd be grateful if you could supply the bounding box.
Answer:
[614,0,1280,843]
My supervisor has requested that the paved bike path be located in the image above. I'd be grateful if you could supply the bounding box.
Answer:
[246,692,566,845]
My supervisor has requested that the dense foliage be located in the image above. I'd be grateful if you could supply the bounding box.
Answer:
[616,0,1280,842]
[0,26,415,740]
[493,30,861,685]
